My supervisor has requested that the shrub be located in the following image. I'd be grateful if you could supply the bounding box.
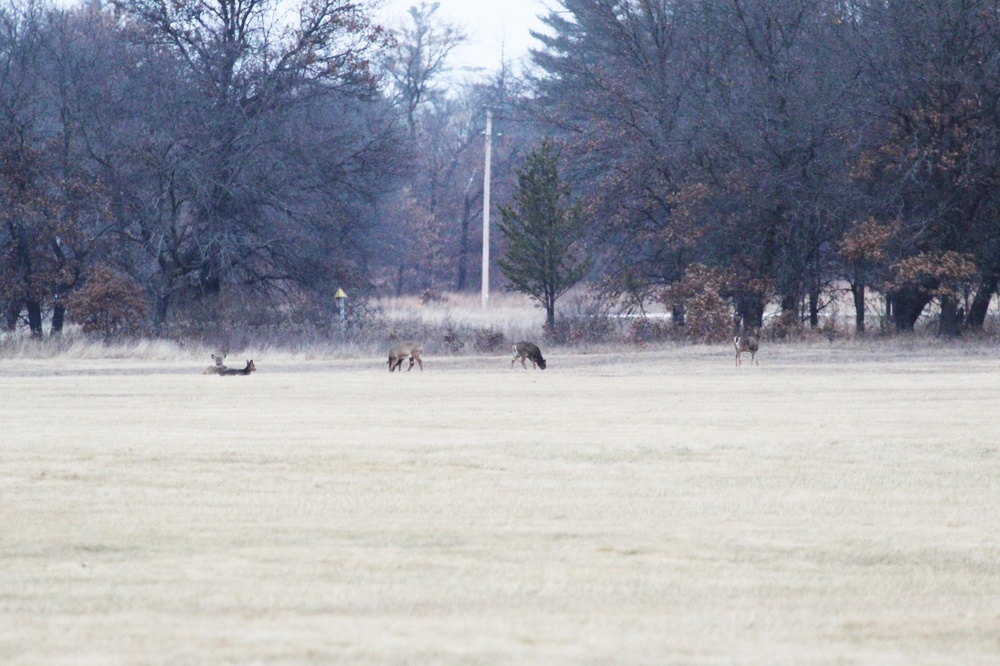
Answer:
[769,311,801,340]
[683,290,732,343]
[554,314,617,345]
[660,264,732,343]
[64,265,149,338]
[443,318,466,354]
[420,288,447,305]
[626,317,672,344]
[474,327,507,352]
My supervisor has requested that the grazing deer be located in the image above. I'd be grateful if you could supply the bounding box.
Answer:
[202,353,228,375]
[220,359,256,376]
[511,341,546,370]
[388,342,423,372]
[734,329,759,367]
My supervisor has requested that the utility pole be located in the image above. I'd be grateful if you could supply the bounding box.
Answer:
[481,108,493,309]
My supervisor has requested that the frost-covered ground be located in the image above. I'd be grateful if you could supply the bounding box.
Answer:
[2,343,999,664]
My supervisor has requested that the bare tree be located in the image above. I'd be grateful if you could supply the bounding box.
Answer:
[841,0,1000,333]
[531,1,863,330]
[376,17,534,298]
[530,0,700,310]
[383,1,467,136]
[100,0,407,326]
[0,0,109,336]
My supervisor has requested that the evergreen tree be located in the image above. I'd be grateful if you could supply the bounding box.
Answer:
[497,139,591,333]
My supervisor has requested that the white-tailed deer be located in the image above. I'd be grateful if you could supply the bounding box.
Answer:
[511,341,546,370]
[220,359,256,376]
[388,342,423,372]
[202,353,227,375]
[734,330,759,366]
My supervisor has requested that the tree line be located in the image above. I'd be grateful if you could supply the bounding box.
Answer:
[0,0,417,336]
[2,0,999,338]
[530,0,1000,336]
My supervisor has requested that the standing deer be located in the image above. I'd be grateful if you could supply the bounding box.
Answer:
[220,359,256,376]
[202,353,228,375]
[734,329,759,367]
[388,342,423,372]
[511,341,546,370]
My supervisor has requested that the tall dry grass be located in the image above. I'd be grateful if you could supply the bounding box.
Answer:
[3,287,1000,363]
[0,293,551,363]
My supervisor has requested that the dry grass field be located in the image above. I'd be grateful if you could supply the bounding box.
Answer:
[2,340,999,664]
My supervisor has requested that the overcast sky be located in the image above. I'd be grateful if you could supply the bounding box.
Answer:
[376,0,550,79]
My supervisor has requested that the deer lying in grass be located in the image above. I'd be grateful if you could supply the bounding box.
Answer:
[734,329,759,367]
[388,342,423,372]
[220,359,256,376]
[202,353,227,375]
[511,341,546,370]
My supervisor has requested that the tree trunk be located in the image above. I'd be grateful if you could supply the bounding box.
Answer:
[3,301,20,331]
[26,300,43,337]
[456,191,473,291]
[152,292,171,333]
[850,281,866,334]
[545,299,556,337]
[671,304,685,327]
[199,249,223,295]
[967,272,998,330]
[395,264,405,297]
[735,295,765,329]
[888,286,932,332]
[51,304,65,334]
[808,288,820,328]
[938,295,961,338]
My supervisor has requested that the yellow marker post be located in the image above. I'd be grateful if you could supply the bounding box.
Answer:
[334,288,347,332]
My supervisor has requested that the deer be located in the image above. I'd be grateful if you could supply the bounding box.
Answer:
[511,341,546,370]
[202,353,228,375]
[220,359,256,376]
[734,329,759,367]
[388,342,423,372]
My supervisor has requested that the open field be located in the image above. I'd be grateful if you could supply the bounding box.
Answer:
[2,342,999,664]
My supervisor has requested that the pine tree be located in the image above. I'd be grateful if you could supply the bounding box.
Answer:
[497,139,591,333]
